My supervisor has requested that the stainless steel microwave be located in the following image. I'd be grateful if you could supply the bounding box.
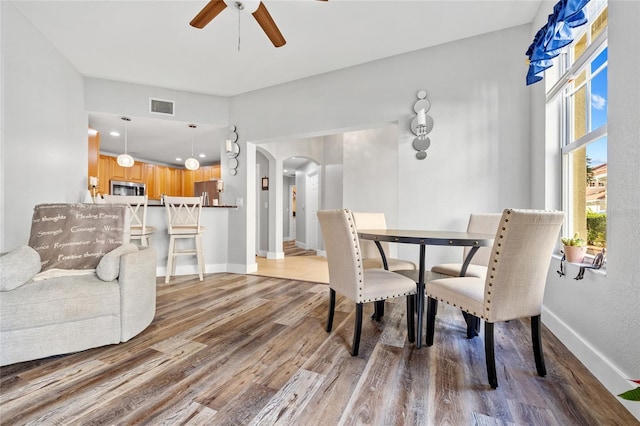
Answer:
[110,180,146,196]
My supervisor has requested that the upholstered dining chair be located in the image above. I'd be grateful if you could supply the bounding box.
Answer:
[425,209,564,388]
[103,194,156,246]
[164,195,205,283]
[352,211,417,272]
[431,213,502,279]
[352,211,418,321]
[318,209,417,356]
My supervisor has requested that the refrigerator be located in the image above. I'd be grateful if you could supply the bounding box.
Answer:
[194,180,220,206]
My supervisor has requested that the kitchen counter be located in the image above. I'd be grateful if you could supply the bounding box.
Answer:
[146,199,237,208]
[144,206,237,278]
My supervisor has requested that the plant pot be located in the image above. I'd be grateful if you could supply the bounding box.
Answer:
[564,245,587,263]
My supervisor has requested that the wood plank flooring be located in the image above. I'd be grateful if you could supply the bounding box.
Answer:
[283,240,317,257]
[1,273,637,425]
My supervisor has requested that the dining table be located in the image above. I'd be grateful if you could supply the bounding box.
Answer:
[357,229,495,348]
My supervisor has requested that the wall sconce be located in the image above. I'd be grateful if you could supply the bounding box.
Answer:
[225,125,239,176]
[261,176,269,191]
[410,90,434,160]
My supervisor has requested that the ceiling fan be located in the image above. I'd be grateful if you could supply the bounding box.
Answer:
[190,0,327,48]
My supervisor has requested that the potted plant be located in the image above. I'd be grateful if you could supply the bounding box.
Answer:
[561,233,587,263]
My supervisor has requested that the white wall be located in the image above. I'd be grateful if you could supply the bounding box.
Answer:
[85,78,229,127]
[534,1,640,419]
[343,124,399,224]
[1,2,87,251]
[322,134,344,212]
[230,24,532,269]
[283,175,295,240]
[256,150,269,255]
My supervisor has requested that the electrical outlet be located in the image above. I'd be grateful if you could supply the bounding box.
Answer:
[236,197,243,206]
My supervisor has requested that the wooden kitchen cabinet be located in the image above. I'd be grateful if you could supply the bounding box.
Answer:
[98,155,111,194]
[111,157,144,182]
[168,167,183,196]
[96,152,217,199]
[144,164,157,199]
[182,169,196,197]
[88,132,100,183]
[197,165,221,182]
[154,165,168,198]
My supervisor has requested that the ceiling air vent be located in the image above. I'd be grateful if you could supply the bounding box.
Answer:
[149,98,175,116]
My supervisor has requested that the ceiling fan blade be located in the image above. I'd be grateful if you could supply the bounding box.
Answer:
[252,2,286,48]
[190,0,227,29]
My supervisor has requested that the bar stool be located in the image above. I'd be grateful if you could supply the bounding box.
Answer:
[103,194,156,246]
[164,195,205,283]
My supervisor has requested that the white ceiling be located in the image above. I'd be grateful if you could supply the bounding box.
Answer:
[12,0,542,167]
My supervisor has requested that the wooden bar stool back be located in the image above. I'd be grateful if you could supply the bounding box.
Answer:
[164,195,205,283]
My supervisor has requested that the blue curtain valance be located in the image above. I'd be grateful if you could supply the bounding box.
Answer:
[526,0,591,85]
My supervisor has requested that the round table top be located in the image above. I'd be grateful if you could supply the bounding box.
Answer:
[357,229,494,247]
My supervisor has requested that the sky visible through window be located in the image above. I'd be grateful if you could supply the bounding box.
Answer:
[587,47,607,166]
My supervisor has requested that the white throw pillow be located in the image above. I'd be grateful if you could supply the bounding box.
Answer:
[0,246,42,291]
[96,243,139,282]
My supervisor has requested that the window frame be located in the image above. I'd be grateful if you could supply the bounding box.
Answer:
[546,5,608,261]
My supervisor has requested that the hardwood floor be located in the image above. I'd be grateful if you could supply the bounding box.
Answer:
[283,240,316,256]
[1,273,636,425]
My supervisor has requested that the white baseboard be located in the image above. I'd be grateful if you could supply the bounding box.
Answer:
[295,241,307,250]
[316,250,326,257]
[542,307,640,420]
[267,251,285,259]
[156,263,227,278]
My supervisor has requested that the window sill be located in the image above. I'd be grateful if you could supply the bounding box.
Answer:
[552,253,607,277]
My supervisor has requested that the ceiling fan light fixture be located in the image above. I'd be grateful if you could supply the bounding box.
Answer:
[225,0,260,14]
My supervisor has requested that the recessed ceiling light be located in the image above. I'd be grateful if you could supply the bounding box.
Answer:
[110,131,120,137]
[199,153,206,158]
[284,169,289,173]
[176,157,182,161]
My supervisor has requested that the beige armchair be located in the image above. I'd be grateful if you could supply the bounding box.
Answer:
[431,213,502,279]
[425,209,564,388]
[318,209,417,356]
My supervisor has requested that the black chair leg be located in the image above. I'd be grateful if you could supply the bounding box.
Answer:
[484,322,498,388]
[531,315,546,377]
[426,296,438,346]
[406,295,415,343]
[351,303,363,356]
[372,300,385,322]
[326,288,336,332]
[464,313,480,339]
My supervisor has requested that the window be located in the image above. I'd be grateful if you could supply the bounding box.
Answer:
[547,1,608,256]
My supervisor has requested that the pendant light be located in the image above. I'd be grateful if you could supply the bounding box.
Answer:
[185,123,200,171]
[116,117,134,167]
